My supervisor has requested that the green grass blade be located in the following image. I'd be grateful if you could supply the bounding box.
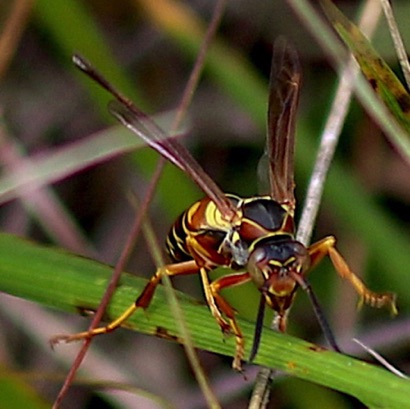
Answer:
[0,233,409,408]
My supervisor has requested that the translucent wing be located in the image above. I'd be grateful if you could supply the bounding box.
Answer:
[266,38,301,213]
[73,55,236,220]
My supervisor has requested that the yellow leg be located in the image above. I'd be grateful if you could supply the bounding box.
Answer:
[308,236,397,315]
[50,304,138,345]
[200,269,251,370]
[51,260,200,346]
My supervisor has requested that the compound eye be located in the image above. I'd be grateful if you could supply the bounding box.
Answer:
[247,247,267,289]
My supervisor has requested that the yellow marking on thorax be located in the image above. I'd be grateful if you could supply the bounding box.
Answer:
[187,198,242,232]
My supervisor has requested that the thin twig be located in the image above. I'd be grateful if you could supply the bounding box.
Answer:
[0,0,34,80]
[51,160,164,409]
[380,0,410,89]
[353,338,408,379]
[296,51,361,243]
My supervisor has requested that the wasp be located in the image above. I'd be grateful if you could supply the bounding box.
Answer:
[53,40,397,370]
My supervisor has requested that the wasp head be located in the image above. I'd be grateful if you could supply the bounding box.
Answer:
[247,235,310,304]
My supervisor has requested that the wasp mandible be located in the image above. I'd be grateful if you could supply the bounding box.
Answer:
[53,40,397,371]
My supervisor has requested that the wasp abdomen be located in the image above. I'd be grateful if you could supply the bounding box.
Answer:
[166,196,242,268]
[166,211,192,263]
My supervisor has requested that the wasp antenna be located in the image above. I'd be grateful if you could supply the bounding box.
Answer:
[307,283,340,352]
[249,296,266,362]
[291,273,341,352]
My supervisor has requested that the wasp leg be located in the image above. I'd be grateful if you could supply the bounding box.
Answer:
[200,269,251,370]
[308,236,397,315]
[51,260,200,345]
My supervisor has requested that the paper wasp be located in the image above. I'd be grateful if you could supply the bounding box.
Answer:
[53,40,397,370]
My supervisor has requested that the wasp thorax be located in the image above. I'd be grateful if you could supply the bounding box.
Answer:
[247,236,309,296]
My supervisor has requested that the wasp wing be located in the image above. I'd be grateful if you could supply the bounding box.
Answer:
[266,39,301,214]
[73,54,236,220]
[110,100,236,217]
